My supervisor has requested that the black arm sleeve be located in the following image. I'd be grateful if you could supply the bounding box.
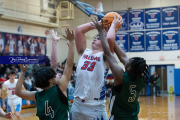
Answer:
[114,84,122,93]
[56,85,68,105]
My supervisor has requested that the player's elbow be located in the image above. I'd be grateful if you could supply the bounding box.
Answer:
[15,89,20,96]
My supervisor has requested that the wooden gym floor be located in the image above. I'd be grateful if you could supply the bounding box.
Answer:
[1,95,180,120]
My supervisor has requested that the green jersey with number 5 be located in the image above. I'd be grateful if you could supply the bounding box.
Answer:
[35,85,69,120]
[108,72,144,118]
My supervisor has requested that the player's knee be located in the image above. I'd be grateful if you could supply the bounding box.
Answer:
[16,112,21,118]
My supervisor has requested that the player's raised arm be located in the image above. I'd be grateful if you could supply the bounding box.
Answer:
[57,27,74,96]
[15,64,36,101]
[50,30,61,72]
[91,17,124,86]
[75,22,95,55]
[114,41,128,66]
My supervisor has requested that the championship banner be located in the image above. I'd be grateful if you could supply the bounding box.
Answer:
[116,31,128,52]
[129,31,145,52]
[129,9,144,30]
[162,29,179,51]
[145,8,161,29]
[115,10,128,31]
[162,6,178,28]
[146,30,161,51]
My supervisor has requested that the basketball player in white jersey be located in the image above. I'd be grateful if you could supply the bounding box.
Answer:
[27,37,37,56]
[0,33,4,54]
[71,17,122,119]
[0,107,12,119]
[17,35,26,56]
[2,70,30,120]
[7,34,15,56]
[39,38,46,56]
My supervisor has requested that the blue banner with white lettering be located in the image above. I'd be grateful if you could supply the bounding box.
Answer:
[129,31,144,52]
[162,6,178,28]
[146,30,161,51]
[115,10,128,31]
[145,8,161,29]
[129,9,144,30]
[116,31,128,52]
[0,56,47,64]
[162,29,179,51]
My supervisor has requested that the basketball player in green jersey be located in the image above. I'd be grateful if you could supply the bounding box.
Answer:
[91,17,149,120]
[15,27,75,120]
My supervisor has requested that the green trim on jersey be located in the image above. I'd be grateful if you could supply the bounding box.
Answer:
[36,85,69,120]
[109,72,144,119]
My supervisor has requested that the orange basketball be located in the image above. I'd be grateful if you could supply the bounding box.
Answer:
[102,12,122,30]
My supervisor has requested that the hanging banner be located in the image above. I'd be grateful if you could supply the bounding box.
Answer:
[129,9,144,30]
[115,10,128,31]
[162,29,179,51]
[145,8,161,29]
[116,31,128,52]
[162,6,178,28]
[129,31,145,52]
[146,30,161,51]
[0,31,47,64]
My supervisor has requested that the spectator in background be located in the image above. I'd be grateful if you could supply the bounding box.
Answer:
[156,74,161,97]
[73,63,76,71]
[44,56,51,66]
[0,73,7,88]
[5,68,10,79]
[23,78,29,90]
[67,82,75,96]
[25,75,32,90]
[149,71,157,96]
[140,73,148,96]
[105,81,110,98]
[70,71,76,87]
[0,64,6,77]
[25,64,33,77]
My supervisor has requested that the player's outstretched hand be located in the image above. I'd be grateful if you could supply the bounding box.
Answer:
[63,27,75,42]
[112,15,123,32]
[91,17,104,32]
[5,112,13,119]
[50,29,61,42]
[20,64,27,73]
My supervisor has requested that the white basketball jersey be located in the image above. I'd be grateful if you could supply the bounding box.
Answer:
[9,40,15,53]
[40,43,45,55]
[2,79,19,99]
[74,48,109,101]
[18,41,23,54]
[30,43,36,55]
[0,39,4,50]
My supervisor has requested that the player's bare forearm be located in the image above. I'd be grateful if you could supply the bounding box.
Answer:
[0,107,5,117]
[15,71,36,101]
[75,22,94,55]
[114,42,128,65]
[106,24,116,53]
[2,91,6,105]
[51,40,58,72]
[63,41,74,80]
[99,30,111,57]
